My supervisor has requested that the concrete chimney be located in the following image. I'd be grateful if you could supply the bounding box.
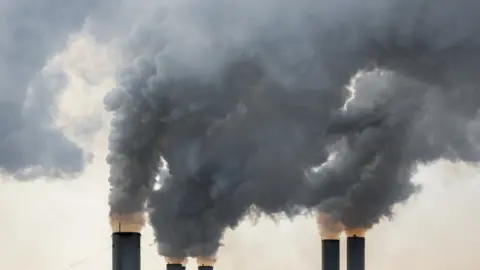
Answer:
[112,232,141,270]
[346,229,366,270]
[316,213,342,270]
[110,212,145,270]
[197,256,216,270]
[322,238,340,270]
[166,263,184,270]
[166,258,187,270]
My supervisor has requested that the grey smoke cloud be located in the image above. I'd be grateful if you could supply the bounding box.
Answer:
[0,1,100,178]
[0,0,139,179]
[309,69,480,228]
[103,0,480,259]
[312,71,426,228]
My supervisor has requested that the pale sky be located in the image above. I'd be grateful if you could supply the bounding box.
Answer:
[1,29,480,270]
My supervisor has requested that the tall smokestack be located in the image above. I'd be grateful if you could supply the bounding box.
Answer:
[110,213,145,270]
[197,256,216,270]
[165,257,187,270]
[346,228,366,270]
[316,213,343,270]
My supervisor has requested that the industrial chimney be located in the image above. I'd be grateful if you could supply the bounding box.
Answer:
[110,212,145,270]
[316,213,343,270]
[165,257,187,270]
[197,256,216,270]
[346,228,366,270]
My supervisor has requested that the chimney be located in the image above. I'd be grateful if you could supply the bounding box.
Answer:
[110,213,145,270]
[322,238,340,270]
[316,213,343,270]
[112,232,141,270]
[197,256,216,270]
[346,228,366,270]
[165,258,187,270]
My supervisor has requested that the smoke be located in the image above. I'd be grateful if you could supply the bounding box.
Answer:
[314,70,480,229]
[0,0,147,179]
[105,0,480,258]
[0,1,103,178]
[316,212,343,239]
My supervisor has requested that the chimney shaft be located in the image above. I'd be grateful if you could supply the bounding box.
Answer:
[346,236,365,270]
[197,256,216,270]
[322,239,340,270]
[112,232,141,270]
[167,264,184,270]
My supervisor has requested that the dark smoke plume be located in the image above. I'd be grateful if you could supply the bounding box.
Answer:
[105,0,480,258]
[0,0,113,179]
[314,70,480,229]
[0,0,144,179]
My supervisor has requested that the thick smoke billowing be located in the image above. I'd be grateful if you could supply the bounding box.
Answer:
[0,0,152,179]
[105,0,480,259]
[317,71,480,229]
[0,1,111,178]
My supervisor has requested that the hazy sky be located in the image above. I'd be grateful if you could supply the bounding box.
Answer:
[1,23,480,270]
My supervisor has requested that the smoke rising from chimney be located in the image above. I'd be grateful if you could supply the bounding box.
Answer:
[346,228,367,238]
[197,256,217,267]
[101,0,480,259]
[165,257,188,265]
[109,212,146,233]
[316,212,343,240]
